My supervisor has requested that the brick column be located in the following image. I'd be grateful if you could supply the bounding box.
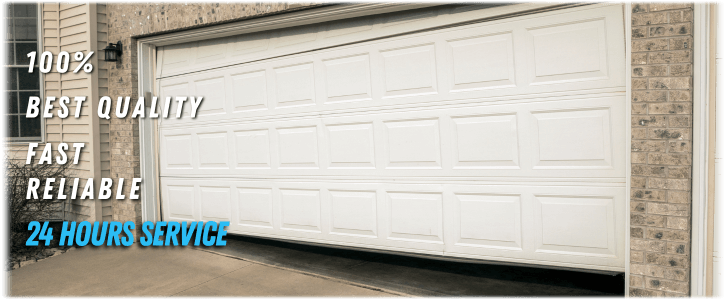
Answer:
[629,3,693,297]
[108,6,142,238]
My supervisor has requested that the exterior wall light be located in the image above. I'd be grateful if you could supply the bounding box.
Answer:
[103,41,123,62]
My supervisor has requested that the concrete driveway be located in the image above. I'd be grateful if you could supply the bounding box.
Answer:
[8,235,624,296]
[8,246,399,296]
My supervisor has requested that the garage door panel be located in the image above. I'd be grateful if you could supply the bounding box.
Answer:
[383,118,442,169]
[233,129,272,169]
[231,70,268,112]
[193,76,226,116]
[322,54,373,103]
[157,4,626,271]
[447,31,516,92]
[443,184,624,269]
[158,4,619,84]
[272,62,317,108]
[531,107,613,169]
[526,19,609,84]
[159,179,624,269]
[159,95,623,178]
[380,43,438,98]
[329,189,378,237]
[326,122,376,169]
[452,193,523,250]
[534,195,616,256]
[277,125,320,169]
[200,186,232,221]
[157,5,624,127]
[236,187,274,228]
[452,113,519,168]
[166,185,196,221]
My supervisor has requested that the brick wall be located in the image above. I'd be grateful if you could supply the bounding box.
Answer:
[629,3,693,297]
[106,3,318,237]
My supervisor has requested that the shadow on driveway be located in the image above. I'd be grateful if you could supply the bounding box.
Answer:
[209,235,625,296]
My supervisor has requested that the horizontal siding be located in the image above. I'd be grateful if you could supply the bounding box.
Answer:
[60,32,87,46]
[59,5,86,19]
[41,1,97,221]
[59,22,87,37]
[59,3,84,11]
[60,78,91,89]
[96,3,113,221]
[59,13,86,28]
[5,144,28,161]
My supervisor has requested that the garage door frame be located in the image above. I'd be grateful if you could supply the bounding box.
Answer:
[136,2,632,288]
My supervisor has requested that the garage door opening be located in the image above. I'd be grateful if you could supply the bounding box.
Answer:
[150,3,627,274]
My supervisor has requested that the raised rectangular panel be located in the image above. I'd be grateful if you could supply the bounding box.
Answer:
[384,119,441,169]
[161,83,190,117]
[201,187,231,220]
[452,114,519,168]
[233,31,270,56]
[168,186,194,219]
[535,195,615,256]
[234,129,270,169]
[197,132,229,169]
[330,190,377,237]
[326,123,375,169]
[196,38,228,63]
[280,189,321,232]
[387,192,442,242]
[237,188,273,228]
[162,43,192,70]
[164,134,193,169]
[527,19,608,84]
[278,126,318,168]
[194,77,226,115]
[323,54,372,103]
[531,108,612,168]
[274,63,316,107]
[381,44,437,98]
[448,32,516,91]
[232,71,267,111]
[455,193,522,250]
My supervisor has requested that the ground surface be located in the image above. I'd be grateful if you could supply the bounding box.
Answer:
[8,246,393,296]
[9,235,625,296]
[213,235,625,296]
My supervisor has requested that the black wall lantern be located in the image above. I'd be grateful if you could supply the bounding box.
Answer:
[103,41,123,62]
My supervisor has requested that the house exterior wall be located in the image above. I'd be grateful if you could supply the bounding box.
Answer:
[31,2,702,295]
[7,3,110,222]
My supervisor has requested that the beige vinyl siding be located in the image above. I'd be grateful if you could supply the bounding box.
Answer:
[96,4,113,221]
[16,2,110,222]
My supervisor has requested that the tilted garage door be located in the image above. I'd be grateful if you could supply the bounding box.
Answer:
[155,4,626,272]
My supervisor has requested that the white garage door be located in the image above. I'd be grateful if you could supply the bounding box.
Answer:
[155,4,626,272]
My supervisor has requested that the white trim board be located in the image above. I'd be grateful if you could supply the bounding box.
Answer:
[692,3,713,296]
[624,2,632,295]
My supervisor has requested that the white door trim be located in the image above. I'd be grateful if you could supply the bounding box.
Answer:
[624,2,632,296]
[692,3,713,296]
